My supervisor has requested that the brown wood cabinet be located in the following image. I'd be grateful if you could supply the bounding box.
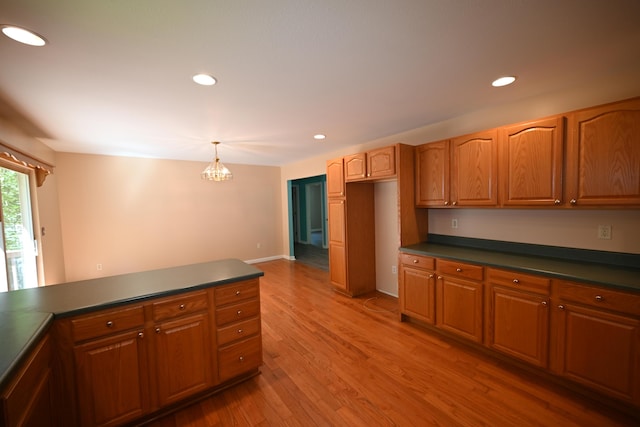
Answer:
[327,197,348,291]
[450,129,498,206]
[344,146,396,182]
[326,157,345,198]
[486,268,550,368]
[415,140,450,207]
[0,334,54,427]
[552,280,640,405]
[435,259,484,342]
[499,116,564,207]
[399,253,436,324]
[214,279,262,383]
[566,97,640,206]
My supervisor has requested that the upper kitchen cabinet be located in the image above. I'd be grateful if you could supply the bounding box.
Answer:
[566,97,640,206]
[415,140,450,207]
[344,146,396,182]
[450,129,498,206]
[326,157,345,198]
[499,116,564,207]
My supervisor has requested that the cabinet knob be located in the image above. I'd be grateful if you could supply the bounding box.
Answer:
[570,199,577,205]
[437,276,443,280]
[239,356,245,362]
[428,274,434,279]
[512,279,520,284]
[558,304,565,310]
[595,295,604,302]
[452,201,457,206]
[444,201,449,206]
[106,321,114,328]
[179,304,185,310]
[554,199,561,205]
[541,301,547,306]
[456,268,462,272]
[413,259,419,263]
[236,290,241,296]
[155,327,161,334]
[237,310,242,316]
[237,329,243,334]
[138,332,144,339]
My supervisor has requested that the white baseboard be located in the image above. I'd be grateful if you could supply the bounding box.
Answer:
[244,255,292,264]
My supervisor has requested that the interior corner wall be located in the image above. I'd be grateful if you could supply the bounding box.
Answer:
[55,153,283,282]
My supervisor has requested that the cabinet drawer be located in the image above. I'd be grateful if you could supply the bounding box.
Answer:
[400,253,435,270]
[216,299,260,326]
[488,268,550,294]
[217,317,261,346]
[152,291,209,322]
[437,259,484,281]
[556,281,640,317]
[214,279,259,306]
[71,305,144,342]
[218,335,262,382]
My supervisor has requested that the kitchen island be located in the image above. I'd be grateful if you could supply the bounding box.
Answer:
[0,258,264,427]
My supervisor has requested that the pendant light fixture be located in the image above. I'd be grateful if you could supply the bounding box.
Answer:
[201,141,233,181]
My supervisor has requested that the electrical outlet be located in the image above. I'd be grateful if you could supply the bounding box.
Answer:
[96,263,103,271]
[597,225,612,240]
[451,218,458,229]
[391,265,397,274]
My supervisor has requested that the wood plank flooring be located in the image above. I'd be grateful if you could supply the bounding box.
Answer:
[144,259,638,426]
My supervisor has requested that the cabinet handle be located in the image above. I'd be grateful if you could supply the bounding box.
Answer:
[541,301,547,306]
[155,327,161,334]
[444,201,449,206]
[437,276,443,280]
[413,259,419,263]
[237,310,242,316]
[570,199,577,205]
[106,321,114,328]
[554,199,561,205]
[452,201,457,206]
[512,279,520,284]
[558,304,565,310]
[456,268,462,272]
[595,295,604,302]
[428,274,434,279]
[138,332,144,339]
[236,290,241,296]
[179,304,185,310]
[239,356,245,362]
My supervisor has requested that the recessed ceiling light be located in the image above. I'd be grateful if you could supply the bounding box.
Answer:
[192,74,217,86]
[492,76,516,87]
[1,25,46,46]
[313,134,326,140]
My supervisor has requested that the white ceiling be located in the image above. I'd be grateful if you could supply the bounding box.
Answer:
[1,0,640,166]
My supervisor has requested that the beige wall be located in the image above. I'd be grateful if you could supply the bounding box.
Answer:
[55,153,282,282]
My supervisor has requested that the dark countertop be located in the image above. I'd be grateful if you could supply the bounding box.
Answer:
[0,258,264,390]
[401,243,640,292]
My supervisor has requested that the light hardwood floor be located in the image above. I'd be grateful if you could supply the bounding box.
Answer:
[145,259,638,426]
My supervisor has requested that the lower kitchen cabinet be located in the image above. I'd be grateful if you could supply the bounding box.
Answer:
[0,334,54,427]
[436,259,484,343]
[552,280,640,406]
[399,253,436,324]
[486,268,550,368]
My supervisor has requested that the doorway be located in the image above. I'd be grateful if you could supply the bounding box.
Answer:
[0,165,39,291]
[289,175,328,270]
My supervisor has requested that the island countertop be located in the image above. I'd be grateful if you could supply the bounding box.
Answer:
[0,258,264,391]
[401,242,640,292]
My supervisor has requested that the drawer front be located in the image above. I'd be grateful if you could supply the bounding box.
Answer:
[214,279,260,307]
[218,335,262,382]
[216,299,260,326]
[152,291,209,322]
[556,281,640,316]
[488,267,550,294]
[400,253,435,270]
[217,317,261,346]
[71,305,144,342]
[437,259,484,281]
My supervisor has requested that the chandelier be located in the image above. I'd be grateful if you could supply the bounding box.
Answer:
[201,141,233,181]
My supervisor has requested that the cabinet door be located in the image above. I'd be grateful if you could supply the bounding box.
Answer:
[436,276,483,342]
[344,153,367,181]
[500,116,564,206]
[327,198,347,290]
[326,158,345,198]
[74,330,147,427]
[566,97,640,206]
[153,313,212,407]
[487,285,549,368]
[415,141,450,207]
[400,267,435,324]
[451,130,498,206]
[554,303,640,404]
[367,146,396,179]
